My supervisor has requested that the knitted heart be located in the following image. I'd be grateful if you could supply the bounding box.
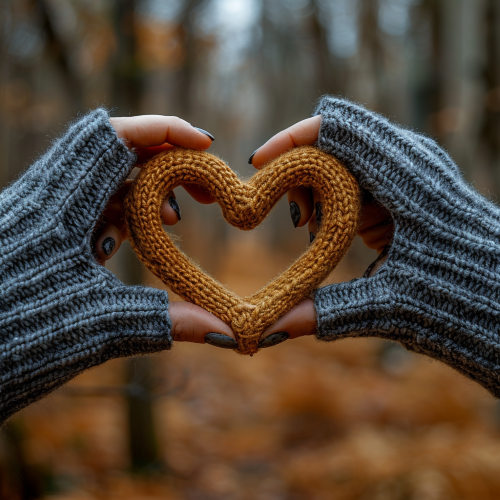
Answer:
[125,146,361,355]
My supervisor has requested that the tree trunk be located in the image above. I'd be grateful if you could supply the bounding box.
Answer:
[112,0,161,473]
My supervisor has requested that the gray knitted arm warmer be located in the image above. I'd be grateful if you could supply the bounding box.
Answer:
[0,109,172,425]
[314,96,500,397]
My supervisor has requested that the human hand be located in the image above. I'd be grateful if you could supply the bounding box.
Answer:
[104,117,240,347]
[93,116,216,265]
[250,115,393,344]
[249,115,393,254]
[257,94,500,405]
[107,117,241,347]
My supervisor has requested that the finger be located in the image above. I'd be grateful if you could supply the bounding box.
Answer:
[307,191,321,243]
[135,144,175,165]
[358,222,394,252]
[261,298,316,341]
[161,191,182,225]
[308,212,317,243]
[250,115,322,168]
[287,187,313,227]
[182,183,216,205]
[94,223,123,263]
[110,116,214,150]
[101,180,133,236]
[358,199,392,233]
[169,301,235,344]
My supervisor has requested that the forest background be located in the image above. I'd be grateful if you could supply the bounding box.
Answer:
[2,0,500,499]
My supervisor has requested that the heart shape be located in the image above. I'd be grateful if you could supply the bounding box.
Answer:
[124,146,361,355]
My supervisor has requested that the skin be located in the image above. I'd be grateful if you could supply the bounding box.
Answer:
[97,116,232,344]
[250,116,394,341]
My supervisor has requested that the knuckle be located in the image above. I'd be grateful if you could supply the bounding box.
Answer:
[173,316,195,343]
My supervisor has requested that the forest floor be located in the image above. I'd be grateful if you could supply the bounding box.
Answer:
[2,235,500,500]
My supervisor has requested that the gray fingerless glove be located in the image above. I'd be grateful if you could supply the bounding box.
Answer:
[0,110,172,425]
[314,96,500,397]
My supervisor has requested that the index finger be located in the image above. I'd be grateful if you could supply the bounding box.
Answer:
[110,115,213,151]
[250,115,321,169]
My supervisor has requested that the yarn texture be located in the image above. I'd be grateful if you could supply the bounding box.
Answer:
[0,109,172,426]
[125,146,361,355]
[314,96,500,397]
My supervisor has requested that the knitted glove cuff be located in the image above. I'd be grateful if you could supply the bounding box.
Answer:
[0,109,173,425]
[313,95,500,397]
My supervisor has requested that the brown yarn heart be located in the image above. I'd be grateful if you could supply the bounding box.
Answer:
[124,146,361,355]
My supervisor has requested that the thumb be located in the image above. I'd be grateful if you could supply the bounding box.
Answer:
[261,298,317,341]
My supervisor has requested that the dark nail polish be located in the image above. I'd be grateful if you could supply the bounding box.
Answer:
[310,232,316,243]
[102,236,115,256]
[289,201,301,228]
[169,196,181,221]
[204,332,238,349]
[248,149,258,165]
[194,127,215,141]
[315,201,323,227]
[259,331,289,349]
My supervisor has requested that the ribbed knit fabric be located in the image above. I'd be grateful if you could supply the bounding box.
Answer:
[0,109,172,426]
[314,96,500,397]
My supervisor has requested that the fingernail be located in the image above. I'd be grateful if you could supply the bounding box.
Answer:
[204,332,238,349]
[194,127,215,141]
[289,201,301,228]
[102,236,115,256]
[315,202,323,227]
[259,331,289,349]
[310,232,316,243]
[248,149,258,165]
[168,196,181,221]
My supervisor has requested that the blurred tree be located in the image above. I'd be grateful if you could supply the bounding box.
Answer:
[427,0,452,140]
[37,0,83,110]
[359,0,384,111]
[111,0,161,473]
[310,0,336,97]
[1,421,46,500]
[0,2,10,190]
[112,0,143,115]
[481,0,500,198]
[177,0,207,117]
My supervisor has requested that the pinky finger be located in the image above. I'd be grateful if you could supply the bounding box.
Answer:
[94,223,123,264]
[161,191,182,225]
[308,191,321,243]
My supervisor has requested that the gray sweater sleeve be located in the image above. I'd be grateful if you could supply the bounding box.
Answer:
[0,109,172,425]
[313,96,500,397]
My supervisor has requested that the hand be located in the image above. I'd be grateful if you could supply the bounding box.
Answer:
[104,117,238,347]
[94,116,216,265]
[249,116,393,253]
[251,115,394,343]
